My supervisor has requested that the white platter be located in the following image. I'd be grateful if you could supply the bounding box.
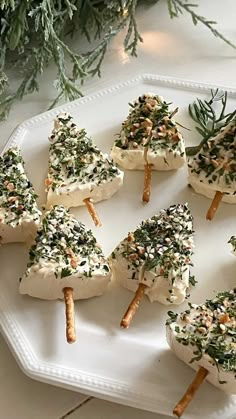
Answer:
[1,74,236,419]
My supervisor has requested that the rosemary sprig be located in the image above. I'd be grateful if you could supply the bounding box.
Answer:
[186,89,236,156]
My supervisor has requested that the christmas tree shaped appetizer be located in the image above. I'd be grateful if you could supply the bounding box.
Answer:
[19,205,111,343]
[0,148,41,244]
[45,113,124,226]
[110,204,194,328]
[167,289,236,418]
[187,89,236,220]
[111,93,185,203]
[188,119,236,220]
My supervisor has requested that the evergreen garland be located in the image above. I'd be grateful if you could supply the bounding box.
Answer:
[0,0,235,120]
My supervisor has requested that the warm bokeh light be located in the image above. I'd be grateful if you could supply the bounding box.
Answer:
[140,30,174,54]
[118,48,130,63]
[122,8,128,17]
[113,28,180,65]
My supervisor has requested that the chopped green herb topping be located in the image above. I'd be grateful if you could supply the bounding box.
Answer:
[25,205,110,280]
[229,236,236,252]
[167,289,236,373]
[188,120,236,190]
[189,275,198,287]
[166,310,178,324]
[112,204,194,295]
[114,93,184,155]
[46,113,121,192]
[0,148,41,227]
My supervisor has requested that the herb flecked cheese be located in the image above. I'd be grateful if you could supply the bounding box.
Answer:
[19,205,111,300]
[45,113,124,208]
[110,203,194,305]
[166,289,236,393]
[111,93,185,170]
[0,148,41,244]
[188,119,236,203]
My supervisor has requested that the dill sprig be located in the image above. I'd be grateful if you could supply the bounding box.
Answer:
[186,89,236,156]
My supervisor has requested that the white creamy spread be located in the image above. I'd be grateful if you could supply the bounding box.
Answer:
[166,289,236,393]
[111,93,185,171]
[0,148,41,244]
[19,205,111,300]
[188,120,236,203]
[45,113,124,208]
[110,203,194,305]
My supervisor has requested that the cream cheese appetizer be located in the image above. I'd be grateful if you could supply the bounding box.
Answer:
[110,203,194,306]
[19,205,111,300]
[166,289,236,394]
[188,119,236,204]
[0,148,41,244]
[111,93,185,171]
[45,112,124,209]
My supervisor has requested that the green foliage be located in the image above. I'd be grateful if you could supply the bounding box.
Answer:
[186,89,236,156]
[0,0,235,120]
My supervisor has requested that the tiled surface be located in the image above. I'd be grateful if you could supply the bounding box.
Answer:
[0,335,88,419]
[0,1,236,418]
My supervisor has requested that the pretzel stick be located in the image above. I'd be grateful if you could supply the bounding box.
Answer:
[142,145,153,203]
[173,366,208,418]
[63,287,76,344]
[120,283,147,328]
[142,107,179,203]
[206,191,223,220]
[84,198,101,227]
[143,163,153,203]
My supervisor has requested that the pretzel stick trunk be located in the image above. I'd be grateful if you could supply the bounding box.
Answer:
[63,287,76,344]
[120,283,147,328]
[173,366,208,418]
[84,198,101,227]
[143,163,153,203]
[142,145,153,203]
[206,191,223,220]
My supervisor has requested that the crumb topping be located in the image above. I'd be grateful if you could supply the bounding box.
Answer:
[188,120,236,192]
[24,205,110,279]
[112,203,194,301]
[46,113,121,192]
[114,93,184,156]
[167,289,236,374]
[0,148,41,227]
